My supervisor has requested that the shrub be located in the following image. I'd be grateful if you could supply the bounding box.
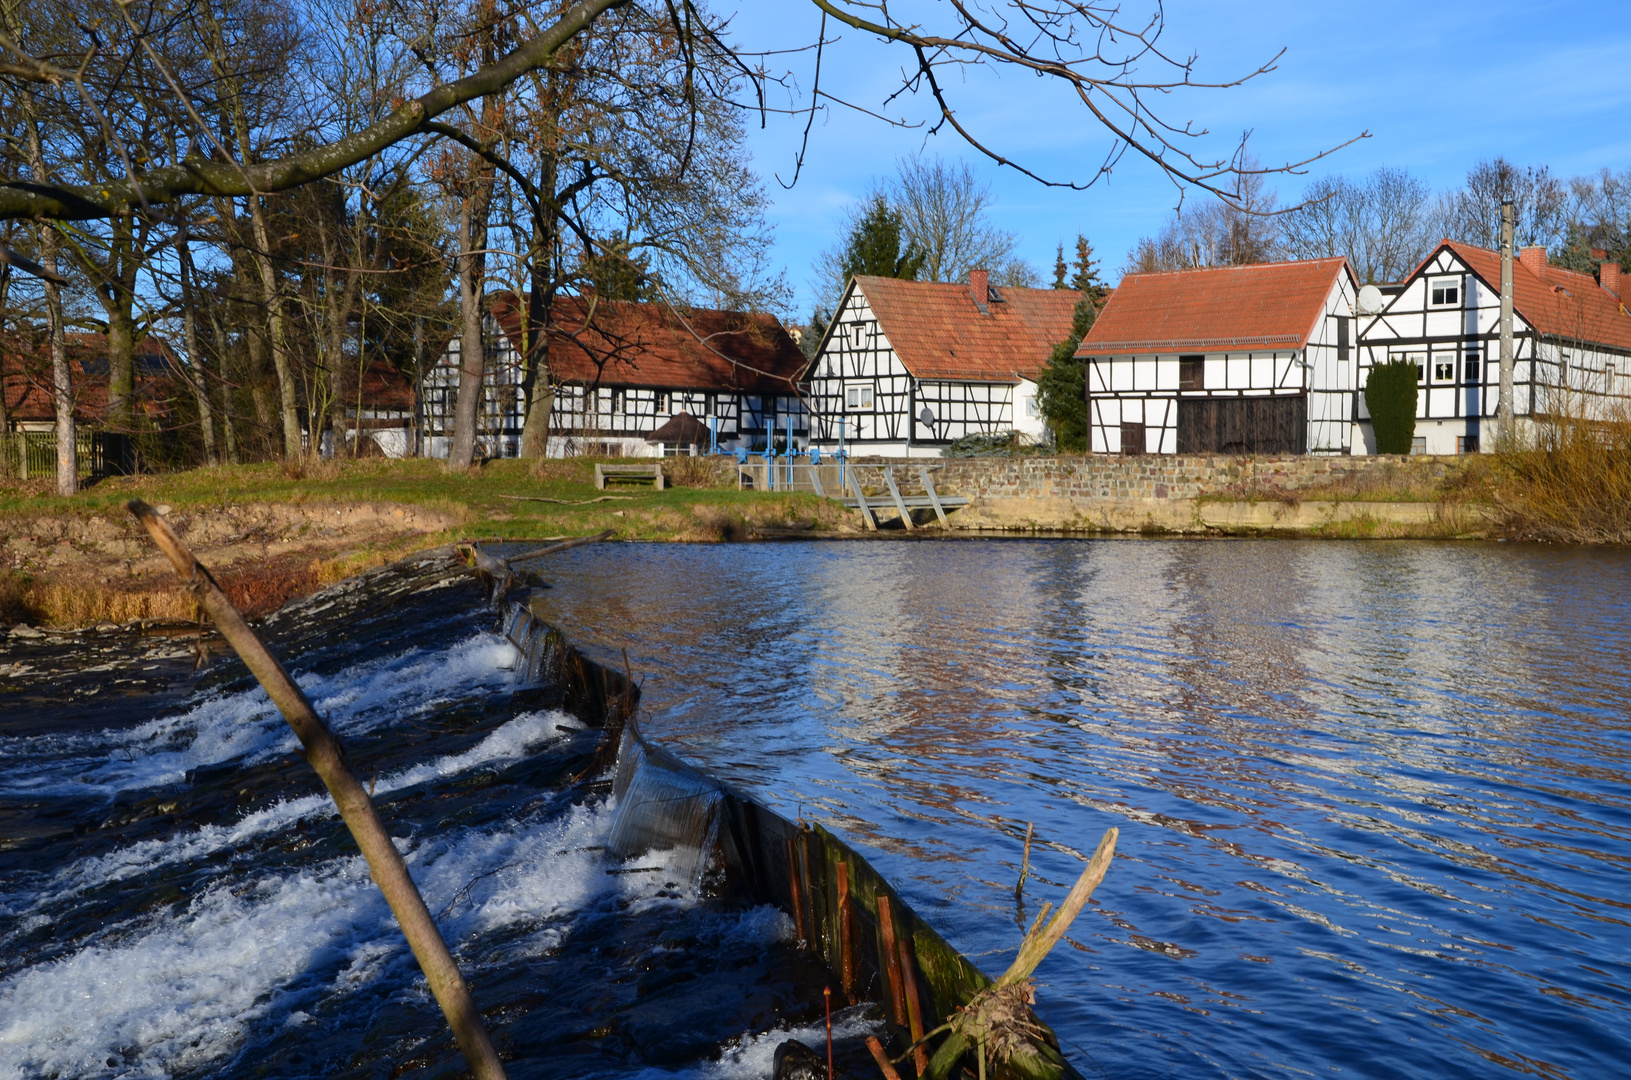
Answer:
[1364,360,1419,454]
[941,431,1020,458]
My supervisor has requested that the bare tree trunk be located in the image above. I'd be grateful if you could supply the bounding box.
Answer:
[43,228,76,494]
[517,164,557,459]
[21,83,76,494]
[101,214,140,436]
[206,307,242,464]
[177,235,219,466]
[246,198,303,457]
[449,192,489,472]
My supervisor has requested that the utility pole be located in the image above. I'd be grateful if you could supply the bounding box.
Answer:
[1498,200,1515,440]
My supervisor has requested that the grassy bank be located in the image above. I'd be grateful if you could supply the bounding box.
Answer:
[0,456,851,628]
[1489,411,1631,544]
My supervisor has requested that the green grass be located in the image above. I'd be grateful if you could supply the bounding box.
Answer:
[0,456,844,543]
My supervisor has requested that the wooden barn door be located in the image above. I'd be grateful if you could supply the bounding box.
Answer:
[1177,396,1307,454]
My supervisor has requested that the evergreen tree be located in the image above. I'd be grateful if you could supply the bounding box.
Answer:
[1051,243,1069,289]
[838,195,926,286]
[1035,235,1109,451]
[583,235,655,301]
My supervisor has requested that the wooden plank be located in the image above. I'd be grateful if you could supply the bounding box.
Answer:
[849,471,878,531]
[808,464,825,498]
[918,468,949,528]
[594,463,606,490]
[883,468,915,531]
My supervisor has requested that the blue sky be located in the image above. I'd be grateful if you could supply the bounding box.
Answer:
[722,0,1631,315]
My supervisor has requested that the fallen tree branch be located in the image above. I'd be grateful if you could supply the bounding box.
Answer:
[126,499,507,1080]
[924,827,1119,1080]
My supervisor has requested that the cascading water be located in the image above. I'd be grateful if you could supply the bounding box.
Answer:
[0,552,876,1080]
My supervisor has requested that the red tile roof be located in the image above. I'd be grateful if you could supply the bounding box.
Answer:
[851,276,1081,382]
[1439,241,1631,353]
[2,332,179,425]
[487,292,808,394]
[1078,258,1350,355]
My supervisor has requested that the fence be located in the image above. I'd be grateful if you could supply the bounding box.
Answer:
[0,431,120,480]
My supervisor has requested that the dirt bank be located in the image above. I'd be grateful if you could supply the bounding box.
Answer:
[2,501,461,629]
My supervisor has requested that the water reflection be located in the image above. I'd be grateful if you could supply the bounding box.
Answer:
[539,538,1631,1080]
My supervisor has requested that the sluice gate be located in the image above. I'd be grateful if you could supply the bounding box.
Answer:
[501,593,1080,1080]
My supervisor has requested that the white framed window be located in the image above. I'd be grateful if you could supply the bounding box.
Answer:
[1411,436,1427,455]
[845,384,875,410]
[1024,395,1040,418]
[1433,357,1455,382]
[1429,277,1461,306]
[1464,351,1481,383]
[1392,351,1427,384]
[850,322,869,347]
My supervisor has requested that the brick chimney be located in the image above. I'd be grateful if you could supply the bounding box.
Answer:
[969,268,990,314]
[1519,246,1548,275]
[1602,260,1622,299]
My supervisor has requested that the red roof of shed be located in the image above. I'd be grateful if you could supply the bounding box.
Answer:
[851,275,1080,382]
[1079,258,1350,354]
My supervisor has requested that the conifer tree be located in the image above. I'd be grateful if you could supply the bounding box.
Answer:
[1036,234,1109,451]
[838,195,926,285]
[1051,243,1069,289]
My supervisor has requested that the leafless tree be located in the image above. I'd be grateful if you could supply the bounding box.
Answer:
[1436,157,1566,250]
[1281,166,1435,283]
[1124,159,1280,273]
[0,0,1361,484]
[891,155,1024,284]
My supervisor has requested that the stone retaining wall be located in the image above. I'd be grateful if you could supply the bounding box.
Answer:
[919,453,1462,502]
[845,454,1479,534]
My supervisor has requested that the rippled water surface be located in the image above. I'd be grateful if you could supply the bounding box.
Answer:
[0,553,851,1080]
[533,538,1631,1080]
[4,538,1629,1080]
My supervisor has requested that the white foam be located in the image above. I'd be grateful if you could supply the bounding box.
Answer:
[0,795,623,1080]
[6,711,582,919]
[631,1006,882,1080]
[0,634,522,798]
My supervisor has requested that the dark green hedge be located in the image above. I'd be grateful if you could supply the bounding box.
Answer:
[1365,360,1420,455]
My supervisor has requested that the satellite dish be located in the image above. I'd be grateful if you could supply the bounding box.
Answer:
[919,406,937,429]
[1356,284,1385,315]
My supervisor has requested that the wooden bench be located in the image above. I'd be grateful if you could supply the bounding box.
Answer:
[594,463,666,490]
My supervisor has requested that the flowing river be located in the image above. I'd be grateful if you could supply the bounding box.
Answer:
[3,538,1629,1080]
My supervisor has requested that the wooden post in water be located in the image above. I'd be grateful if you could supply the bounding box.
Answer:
[787,837,808,947]
[127,500,508,1080]
[898,932,930,1076]
[876,893,909,1027]
[837,860,854,1002]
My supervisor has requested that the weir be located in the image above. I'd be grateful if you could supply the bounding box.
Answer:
[500,593,1080,1080]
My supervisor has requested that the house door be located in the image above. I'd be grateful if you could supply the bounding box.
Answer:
[1120,422,1146,455]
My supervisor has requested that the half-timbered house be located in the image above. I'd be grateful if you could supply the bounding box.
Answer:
[1080,258,1359,455]
[1355,242,1631,453]
[805,270,1079,457]
[420,294,810,458]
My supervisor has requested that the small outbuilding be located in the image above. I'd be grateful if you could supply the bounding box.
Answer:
[644,411,712,455]
[1079,258,1358,455]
